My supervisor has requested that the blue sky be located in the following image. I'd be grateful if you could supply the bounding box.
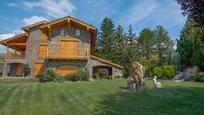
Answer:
[0,0,186,52]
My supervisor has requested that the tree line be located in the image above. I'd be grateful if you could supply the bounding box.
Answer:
[95,17,174,76]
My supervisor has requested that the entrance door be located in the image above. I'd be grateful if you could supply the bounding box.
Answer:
[34,62,45,77]
[16,64,23,76]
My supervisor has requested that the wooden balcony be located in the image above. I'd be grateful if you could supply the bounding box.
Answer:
[6,51,25,59]
[46,48,90,60]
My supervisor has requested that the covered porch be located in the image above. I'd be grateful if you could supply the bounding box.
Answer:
[0,33,28,59]
[1,59,30,77]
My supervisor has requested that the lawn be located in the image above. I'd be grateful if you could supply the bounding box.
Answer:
[0,79,204,115]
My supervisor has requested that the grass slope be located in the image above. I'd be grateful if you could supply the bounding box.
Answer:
[0,79,204,115]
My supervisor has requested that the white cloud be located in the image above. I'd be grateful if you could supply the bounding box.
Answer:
[7,3,18,7]
[0,30,23,41]
[23,0,76,18]
[23,15,48,25]
[0,33,15,41]
[124,0,157,25]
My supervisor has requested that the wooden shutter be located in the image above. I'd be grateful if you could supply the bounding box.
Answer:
[56,66,79,77]
[60,39,78,58]
[34,62,45,76]
[39,44,47,58]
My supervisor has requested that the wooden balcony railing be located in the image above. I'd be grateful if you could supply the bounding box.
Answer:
[47,48,90,59]
[6,51,25,59]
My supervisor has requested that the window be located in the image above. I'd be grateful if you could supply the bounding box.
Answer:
[52,28,60,37]
[76,28,80,36]
[60,28,65,36]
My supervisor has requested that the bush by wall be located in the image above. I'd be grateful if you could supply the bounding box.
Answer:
[64,69,90,82]
[195,72,204,82]
[153,65,176,79]
[44,69,56,82]
[153,66,163,78]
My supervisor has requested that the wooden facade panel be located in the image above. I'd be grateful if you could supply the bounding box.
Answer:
[39,45,47,58]
[60,40,78,57]
[56,66,79,77]
[16,64,23,76]
[34,62,45,76]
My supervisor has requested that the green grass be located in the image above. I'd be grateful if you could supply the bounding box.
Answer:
[0,79,204,115]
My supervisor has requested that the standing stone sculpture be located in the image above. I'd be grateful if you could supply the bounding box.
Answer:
[128,61,146,92]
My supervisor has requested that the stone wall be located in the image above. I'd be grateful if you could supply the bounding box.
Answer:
[25,27,42,76]
[46,59,123,79]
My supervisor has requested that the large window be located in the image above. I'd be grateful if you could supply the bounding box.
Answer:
[51,28,65,37]
[51,28,60,37]
[76,28,80,37]
[60,28,65,36]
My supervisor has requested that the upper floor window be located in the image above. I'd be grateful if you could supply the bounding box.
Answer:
[52,28,60,37]
[76,28,80,36]
[60,28,65,36]
[51,27,65,37]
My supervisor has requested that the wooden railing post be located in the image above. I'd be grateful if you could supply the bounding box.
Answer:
[6,46,9,58]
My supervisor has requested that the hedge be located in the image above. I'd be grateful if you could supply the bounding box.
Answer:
[153,65,176,79]
[195,72,204,82]
[64,69,90,82]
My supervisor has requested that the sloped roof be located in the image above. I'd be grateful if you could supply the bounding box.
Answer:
[40,16,96,30]
[0,33,28,44]
[22,21,48,32]
[90,55,123,69]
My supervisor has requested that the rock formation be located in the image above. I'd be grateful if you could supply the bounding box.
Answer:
[128,61,146,91]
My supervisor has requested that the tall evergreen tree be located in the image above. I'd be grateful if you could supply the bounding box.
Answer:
[126,25,138,64]
[97,17,115,59]
[138,28,154,59]
[177,20,204,68]
[154,25,172,65]
[112,25,126,63]
[124,24,139,74]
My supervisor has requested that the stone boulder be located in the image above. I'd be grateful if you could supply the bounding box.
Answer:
[128,61,146,92]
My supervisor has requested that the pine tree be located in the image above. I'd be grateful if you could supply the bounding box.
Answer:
[126,25,138,63]
[97,17,115,59]
[154,25,172,65]
[112,25,126,63]
[138,28,154,59]
[124,24,139,74]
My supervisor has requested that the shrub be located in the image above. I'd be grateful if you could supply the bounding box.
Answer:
[153,65,176,79]
[44,69,56,82]
[195,72,204,82]
[64,69,90,82]
[163,66,176,79]
[153,66,163,79]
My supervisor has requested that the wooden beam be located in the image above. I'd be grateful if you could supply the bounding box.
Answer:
[48,26,51,40]
[7,43,26,46]
[70,18,96,30]
[15,49,17,55]
[67,19,71,35]
[6,46,9,58]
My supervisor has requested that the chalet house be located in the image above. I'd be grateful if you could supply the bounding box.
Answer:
[0,16,123,79]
